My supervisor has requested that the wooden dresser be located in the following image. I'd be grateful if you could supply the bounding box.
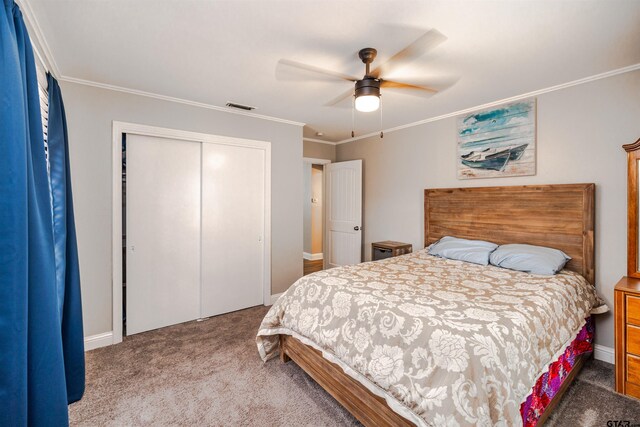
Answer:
[617,138,640,399]
[615,277,640,399]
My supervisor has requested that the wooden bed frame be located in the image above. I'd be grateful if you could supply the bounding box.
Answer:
[280,183,596,426]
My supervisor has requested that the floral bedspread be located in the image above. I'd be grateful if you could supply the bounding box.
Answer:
[256,250,606,426]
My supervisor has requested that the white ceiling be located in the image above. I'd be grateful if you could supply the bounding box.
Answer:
[28,0,640,142]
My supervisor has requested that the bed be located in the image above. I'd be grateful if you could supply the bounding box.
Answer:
[257,184,605,426]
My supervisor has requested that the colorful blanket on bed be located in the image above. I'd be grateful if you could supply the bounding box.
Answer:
[521,317,594,426]
[257,250,606,426]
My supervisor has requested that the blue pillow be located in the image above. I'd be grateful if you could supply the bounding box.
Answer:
[427,236,498,265]
[489,244,571,275]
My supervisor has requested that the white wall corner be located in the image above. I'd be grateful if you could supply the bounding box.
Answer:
[593,344,614,365]
[269,293,283,306]
[84,332,114,351]
[303,252,323,261]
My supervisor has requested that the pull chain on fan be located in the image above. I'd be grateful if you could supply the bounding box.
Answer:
[351,94,384,139]
[379,97,383,139]
[351,96,355,138]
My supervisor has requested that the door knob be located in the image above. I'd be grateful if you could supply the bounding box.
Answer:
[354,226,360,231]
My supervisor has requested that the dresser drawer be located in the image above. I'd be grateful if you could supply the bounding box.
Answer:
[628,324,640,356]
[627,381,640,399]
[629,295,640,326]
[629,354,640,385]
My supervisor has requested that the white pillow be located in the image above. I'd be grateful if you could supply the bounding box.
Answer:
[428,236,498,266]
[489,244,571,275]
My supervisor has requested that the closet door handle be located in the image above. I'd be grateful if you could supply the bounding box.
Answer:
[354,226,360,231]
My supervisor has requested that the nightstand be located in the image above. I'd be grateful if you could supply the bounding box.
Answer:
[615,276,640,400]
[371,241,412,261]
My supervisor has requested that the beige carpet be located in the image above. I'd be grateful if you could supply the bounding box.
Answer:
[71,306,358,426]
[71,306,640,426]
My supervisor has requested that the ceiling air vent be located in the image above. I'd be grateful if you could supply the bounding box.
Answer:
[225,102,256,111]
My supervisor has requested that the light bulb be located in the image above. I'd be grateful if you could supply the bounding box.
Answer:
[355,95,380,112]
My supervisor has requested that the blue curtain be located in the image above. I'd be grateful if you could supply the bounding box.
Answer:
[0,1,84,425]
[48,74,85,404]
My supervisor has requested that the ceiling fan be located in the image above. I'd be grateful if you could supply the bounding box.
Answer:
[277,29,450,115]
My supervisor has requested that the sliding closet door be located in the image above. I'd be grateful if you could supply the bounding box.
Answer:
[200,143,264,317]
[126,134,201,335]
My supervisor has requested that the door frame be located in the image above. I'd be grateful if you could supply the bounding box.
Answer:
[112,121,272,344]
[302,157,331,270]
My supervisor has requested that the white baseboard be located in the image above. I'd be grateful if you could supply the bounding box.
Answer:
[84,331,114,351]
[303,252,323,261]
[268,293,283,306]
[594,344,614,364]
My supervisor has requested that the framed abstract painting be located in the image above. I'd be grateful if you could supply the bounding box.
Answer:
[457,98,536,179]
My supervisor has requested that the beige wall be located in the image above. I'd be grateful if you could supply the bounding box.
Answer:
[303,164,325,256]
[311,165,323,254]
[303,163,312,254]
[62,81,303,337]
[303,140,333,258]
[303,140,336,161]
[336,70,640,349]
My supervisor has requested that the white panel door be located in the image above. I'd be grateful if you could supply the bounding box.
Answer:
[126,134,202,335]
[200,143,264,317]
[326,160,363,268]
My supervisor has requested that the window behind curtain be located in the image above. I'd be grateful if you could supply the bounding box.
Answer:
[34,52,49,171]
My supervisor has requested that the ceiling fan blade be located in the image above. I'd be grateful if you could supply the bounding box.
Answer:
[324,87,354,107]
[381,76,459,98]
[277,59,358,82]
[370,29,447,78]
[381,79,439,93]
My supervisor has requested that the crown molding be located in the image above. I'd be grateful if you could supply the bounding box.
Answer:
[336,63,640,145]
[17,0,304,127]
[303,137,337,145]
[15,0,61,77]
[59,75,305,127]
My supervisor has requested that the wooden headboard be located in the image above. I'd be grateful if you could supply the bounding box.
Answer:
[424,184,595,285]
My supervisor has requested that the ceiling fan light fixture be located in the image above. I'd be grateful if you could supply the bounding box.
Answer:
[354,78,381,112]
[355,94,380,112]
